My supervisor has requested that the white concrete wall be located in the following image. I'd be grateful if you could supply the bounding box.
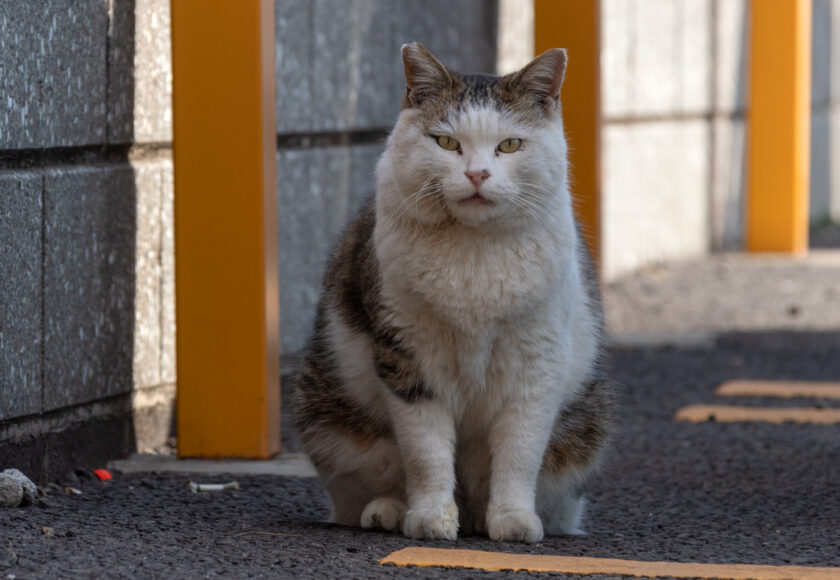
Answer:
[497,0,534,74]
[602,0,840,280]
[601,0,717,279]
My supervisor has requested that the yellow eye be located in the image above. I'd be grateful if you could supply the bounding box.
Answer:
[436,135,460,151]
[497,138,522,153]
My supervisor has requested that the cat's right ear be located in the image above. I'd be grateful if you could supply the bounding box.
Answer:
[503,48,568,113]
[401,42,455,107]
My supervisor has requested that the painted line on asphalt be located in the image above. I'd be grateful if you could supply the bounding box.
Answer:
[675,405,840,424]
[380,547,840,579]
[716,380,840,399]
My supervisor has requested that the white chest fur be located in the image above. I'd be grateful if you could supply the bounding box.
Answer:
[376,220,570,333]
[374,213,593,416]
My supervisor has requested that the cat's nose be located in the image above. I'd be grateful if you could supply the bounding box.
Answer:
[465,169,490,189]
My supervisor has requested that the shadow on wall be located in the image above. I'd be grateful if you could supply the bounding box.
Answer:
[710,0,750,252]
[810,0,836,224]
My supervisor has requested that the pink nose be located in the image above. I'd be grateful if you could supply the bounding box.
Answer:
[465,169,490,189]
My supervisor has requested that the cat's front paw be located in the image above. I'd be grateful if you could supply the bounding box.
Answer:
[402,503,459,541]
[487,508,544,543]
[360,497,406,532]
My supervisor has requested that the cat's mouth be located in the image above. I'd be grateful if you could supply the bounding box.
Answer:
[458,193,495,206]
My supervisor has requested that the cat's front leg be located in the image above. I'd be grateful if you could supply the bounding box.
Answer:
[389,397,459,540]
[486,388,559,543]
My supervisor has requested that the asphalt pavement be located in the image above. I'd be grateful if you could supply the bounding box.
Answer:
[2,248,839,579]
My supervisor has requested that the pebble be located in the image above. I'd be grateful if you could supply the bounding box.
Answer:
[0,469,39,508]
[0,477,24,508]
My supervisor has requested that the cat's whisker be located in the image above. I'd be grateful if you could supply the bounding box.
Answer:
[391,176,435,225]
[510,188,550,227]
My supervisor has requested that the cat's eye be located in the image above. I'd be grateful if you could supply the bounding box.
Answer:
[435,135,461,151]
[497,138,522,154]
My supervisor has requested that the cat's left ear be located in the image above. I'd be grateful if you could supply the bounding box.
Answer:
[504,48,567,112]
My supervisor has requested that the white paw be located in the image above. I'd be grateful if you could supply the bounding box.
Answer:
[360,497,406,532]
[402,503,459,540]
[487,508,544,543]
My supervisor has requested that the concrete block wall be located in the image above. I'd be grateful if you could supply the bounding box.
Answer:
[811,0,840,223]
[601,0,721,279]
[0,0,175,479]
[602,0,840,279]
[275,0,498,353]
[1,0,501,473]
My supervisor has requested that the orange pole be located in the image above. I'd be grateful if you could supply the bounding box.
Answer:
[172,0,280,457]
[534,0,601,265]
[747,0,811,253]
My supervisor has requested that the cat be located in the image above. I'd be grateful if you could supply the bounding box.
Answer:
[293,42,614,543]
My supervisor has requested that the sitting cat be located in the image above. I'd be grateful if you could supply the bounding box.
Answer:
[293,42,614,543]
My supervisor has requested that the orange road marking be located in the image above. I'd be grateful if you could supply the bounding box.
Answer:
[380,547,840,579]
[716,380,840,399]
[676,405,840,424]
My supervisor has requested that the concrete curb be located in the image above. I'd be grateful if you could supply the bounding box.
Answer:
[108,452,317,478]
[607,330,718,349]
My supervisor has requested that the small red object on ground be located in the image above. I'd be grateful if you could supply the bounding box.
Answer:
[93,469,112,481]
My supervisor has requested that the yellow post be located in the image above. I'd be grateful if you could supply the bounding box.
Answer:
[171,0,281,457]
[534,0,601,265]
[747,0,811,253]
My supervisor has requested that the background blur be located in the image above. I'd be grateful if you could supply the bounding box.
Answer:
[1,0,838,477]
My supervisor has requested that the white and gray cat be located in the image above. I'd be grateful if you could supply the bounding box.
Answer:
[293,43,613,543]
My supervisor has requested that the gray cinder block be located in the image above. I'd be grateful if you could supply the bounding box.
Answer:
[43,165,136,410]
[275,0,498,135]
[812,0,832,107]
[0,172,43,421]
[0,0,108,148]
[810,110,832,221]
[0,3,41,147]
[276,143,384,352]
[275,0,314,134]
[107,0,136,144]
[832,0,840,102]
[396,0,497,75]
[37,0,109,147]
[310,0,399,132]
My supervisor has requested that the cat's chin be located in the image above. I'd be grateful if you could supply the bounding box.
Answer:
[447,204,499,227]
[458,192,496,207]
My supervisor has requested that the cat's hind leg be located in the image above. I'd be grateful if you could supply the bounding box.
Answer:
[536,472,587,535]
[311,433,405,528]
[360,497,407,532]
[536,378,613,535]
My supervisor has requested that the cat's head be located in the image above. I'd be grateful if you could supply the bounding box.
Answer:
[378,42,569,229]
